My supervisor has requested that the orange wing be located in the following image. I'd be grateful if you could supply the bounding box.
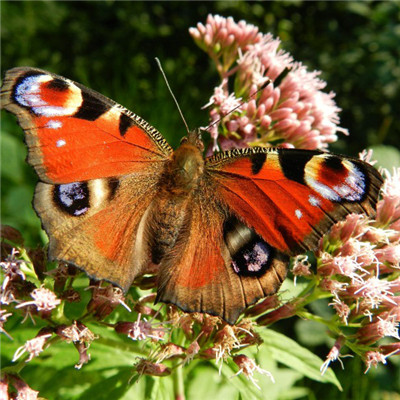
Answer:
[1,67,172,184]
[206,147,383,255]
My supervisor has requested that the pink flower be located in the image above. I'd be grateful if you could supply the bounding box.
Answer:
[353,277,398,310]
[12,329,52,362]
[320,337,348,375]
[211,325,243,373]
[16,287,60,313]
[292,255,312,284]
[379,342,400,357]
[135,358,171,377]
[56,321,96,369]
[256,303,297,325]
[236,33,293,89]
[0,248,26,295]
[190,14,262,75]
[183,339,201,365]
[0,309,13,340]
[375,244,400,266]
[57,321,95,344]
[357,315,400,345]
[87,284,131,319]
[115,313,166,342]
[329,298,351,324]
[244,295,280,317]
[0,377,8,400]
[11,376,39,400]
[155,343,185,363]
[327,214,368,245]
[376,168,400,228]
[278,63,349,148]
[233,354,274,389]
[364,350,389,373]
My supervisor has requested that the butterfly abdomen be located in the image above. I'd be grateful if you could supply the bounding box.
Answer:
[148,196,191,264]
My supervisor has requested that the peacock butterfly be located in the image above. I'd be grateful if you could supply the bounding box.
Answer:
[0,67,383,324]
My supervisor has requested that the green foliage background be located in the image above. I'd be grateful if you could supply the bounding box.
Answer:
[1,1,400,399]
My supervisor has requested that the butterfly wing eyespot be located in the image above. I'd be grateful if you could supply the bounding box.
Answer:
[224,215,277,277]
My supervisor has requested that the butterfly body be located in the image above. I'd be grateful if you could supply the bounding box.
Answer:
[1,67,383,324]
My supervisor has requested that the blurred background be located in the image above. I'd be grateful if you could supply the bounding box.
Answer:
[1,2,399,399]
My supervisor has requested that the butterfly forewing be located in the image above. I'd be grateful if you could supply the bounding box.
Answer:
[0,67,172,184]
[206,147,383,255]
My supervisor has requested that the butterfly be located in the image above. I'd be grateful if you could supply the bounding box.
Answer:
[0,67,383,324]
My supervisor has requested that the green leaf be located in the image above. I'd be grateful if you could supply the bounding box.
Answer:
[370,144,400,169]
[295,319,333,347]
[256,328,342,390]
[186,362,241,400]
[277,277,310,303]
[77,368,136,400]
[0,127,26,184]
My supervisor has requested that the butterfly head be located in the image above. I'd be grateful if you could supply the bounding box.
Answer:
[180,128,204,152]
[168,129,205,192]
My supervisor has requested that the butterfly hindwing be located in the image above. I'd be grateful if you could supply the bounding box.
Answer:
[155,181,288,324]
[34,172,162,290]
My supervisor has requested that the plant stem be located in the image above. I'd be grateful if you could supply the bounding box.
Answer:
[173,363,185,400]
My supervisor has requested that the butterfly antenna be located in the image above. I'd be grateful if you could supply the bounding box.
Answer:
[155,57,190,134]
[205,79,271,132]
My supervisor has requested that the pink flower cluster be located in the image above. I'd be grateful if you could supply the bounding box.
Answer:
[295,167,400,372]
[190,14,348,152]
[190,15,262,76]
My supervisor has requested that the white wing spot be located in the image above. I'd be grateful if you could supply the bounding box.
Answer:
[56,139,66,147]
[309,195,321,207]
[15,76,43,107]
[306,177,341,201]
[341,165,365,201]
[46,120,63,130]
[295,209,303,219]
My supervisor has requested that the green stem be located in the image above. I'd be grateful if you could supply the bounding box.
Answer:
[296,310,342,335]
[173,363,185,400]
